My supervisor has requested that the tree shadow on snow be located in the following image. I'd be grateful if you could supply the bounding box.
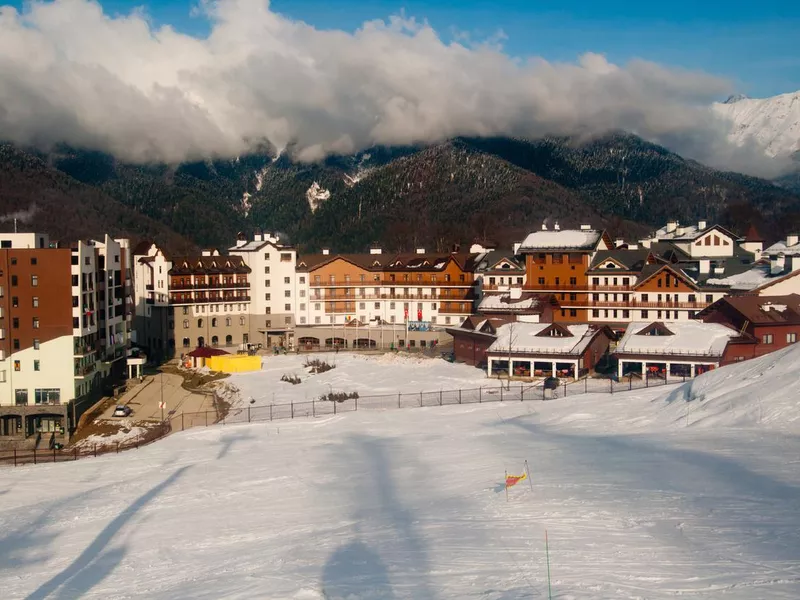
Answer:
[321,538,396,600]
[25,465,191,600]
[217,429,255,460]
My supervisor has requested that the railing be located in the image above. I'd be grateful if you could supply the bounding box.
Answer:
[310,280,474,288]
[74,363,97,377]
[169,295,251,305]
[588,284,634,292]
[145,284,154,290]
[170,282,250,290]
[312,293,473,301]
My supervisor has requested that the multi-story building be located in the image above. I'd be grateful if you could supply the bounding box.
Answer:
[294,247,477,349]
[0,233,133,448]
[229,232,298,349]
[133,244,252,355]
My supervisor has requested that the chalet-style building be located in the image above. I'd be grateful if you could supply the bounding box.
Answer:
[445,315,515,367]
[486,322,614,379]
[518,224,613,323]
[293,248,478,348]
[614,321,739,379]
[133,245,252,355]
[698,294,800,364]
[707,233,800,296]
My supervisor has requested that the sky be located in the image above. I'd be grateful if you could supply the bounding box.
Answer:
[70,0,800,98]
[0,0,797,173]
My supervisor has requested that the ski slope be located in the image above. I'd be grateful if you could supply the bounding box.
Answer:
[3,349,800,599]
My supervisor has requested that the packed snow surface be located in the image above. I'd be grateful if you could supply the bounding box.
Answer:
[616,320,738,356]
[3,348,800,598]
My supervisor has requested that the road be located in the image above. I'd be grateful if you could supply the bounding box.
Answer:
[102,372,216,422]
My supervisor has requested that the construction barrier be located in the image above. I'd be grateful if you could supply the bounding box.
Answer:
[206,354,261,373]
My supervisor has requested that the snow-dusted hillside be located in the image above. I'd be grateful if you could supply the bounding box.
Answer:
[713,91,800,158]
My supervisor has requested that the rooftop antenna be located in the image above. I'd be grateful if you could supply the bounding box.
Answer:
[13,218,17,233]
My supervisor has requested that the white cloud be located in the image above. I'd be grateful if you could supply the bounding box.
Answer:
[0,0,788,176]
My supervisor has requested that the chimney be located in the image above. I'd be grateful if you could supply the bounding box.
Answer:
[322,248,330,256]
[699,259,710,274]
[628,244,639,250]
[791,255,800,273]
[666,220,678,233]
[254,232,264,242]
[676,226,685,236]
[580,224,591,230]
[639,239,652,249]
[713,266,724,274]
[369,247,382,255]
[235,231,247,247]
[541,221,548,231]
[614,238,624,248]
[235,239,247,247]
[509,287,522,300]
[513,242,521,255]
[451,243,461,253]
[698,220,707,231]
[787,234,799,247]
[201,249,212,256]
[771,254,786,275]
[554,222,561,231]
[415,247,425,254]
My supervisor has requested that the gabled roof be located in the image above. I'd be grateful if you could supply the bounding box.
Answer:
[169,256,250,276]
[653,222,741,242]
[744,225,764,243]
[633,263,699,290]
[698,294,800,325]
[616,321,738,357]
[535,323,574,338]
[588,249,651,272]
[475,250,525,273]
[635,322,675,337]
[488,323,612,356]
[186,347,230,358]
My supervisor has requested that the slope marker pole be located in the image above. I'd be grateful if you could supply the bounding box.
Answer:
[504,469,509,502]
[525,460,533,491]
[545,529,553,600]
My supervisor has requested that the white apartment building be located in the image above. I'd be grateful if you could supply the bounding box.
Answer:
[229,232,299,349]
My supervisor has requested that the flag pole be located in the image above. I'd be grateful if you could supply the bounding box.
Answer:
[525,460,533,491]
[504,470,508,502]
[545,529,552,600]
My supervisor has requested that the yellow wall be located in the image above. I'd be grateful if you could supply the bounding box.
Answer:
[206,354,262,373]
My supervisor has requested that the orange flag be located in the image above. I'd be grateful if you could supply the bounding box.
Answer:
[505,472,527,488]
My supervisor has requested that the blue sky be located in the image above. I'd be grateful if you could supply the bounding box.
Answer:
[9,0,800,96]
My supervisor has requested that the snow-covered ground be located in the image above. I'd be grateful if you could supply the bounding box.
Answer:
[227,353,503,406]
[3,349,800,599]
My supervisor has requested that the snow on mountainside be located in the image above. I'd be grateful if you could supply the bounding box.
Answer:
[713,90,800,158]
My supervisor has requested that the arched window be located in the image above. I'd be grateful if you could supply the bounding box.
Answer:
[239,316,245,326]
[198,336,205,347]
[211,335,219,346]
[211,318,218,327]
[197,318,203,328]
[225,334,232,345]
[182,337,190,348]
[225,317,231,326]
[183,319,189,329]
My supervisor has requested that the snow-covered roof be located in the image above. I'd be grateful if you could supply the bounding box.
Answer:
[764,240,800,256]
[706,263,773,291]
[488,323,600,356]
[518,230,603,251]
[479,293,540,312]
[616,321,737,357]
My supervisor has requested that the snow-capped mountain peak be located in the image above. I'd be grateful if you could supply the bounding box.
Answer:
[713,90,800,158]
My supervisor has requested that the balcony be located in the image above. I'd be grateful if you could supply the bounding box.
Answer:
[313,292,473,302]
[556,298,709,310]
[438,303,473,314]
[74,363,97,378]
[145,284,154,291]
[170,282,250,291]
[73,343,98,356]
[588,284,634,292]
[169,295,251,305]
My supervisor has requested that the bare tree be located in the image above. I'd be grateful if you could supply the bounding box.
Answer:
[505,314,518,390]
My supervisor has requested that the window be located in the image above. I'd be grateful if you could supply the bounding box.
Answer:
[359,302,366,310]
[374,302,380,309]
[569,309,577,317]
[762,334,773,344]
[315,303,321,310]
[211,335,219,346]
[538,277,545,285]
[33,338,40,350]
[34,360,40,372]
[30,275,38,287]
[31,257,37,265]
[315,316,321,324]
[665,277,671,288]
[592,309,600,318]
[265,293,271,301]
[11,275,17,287]
[225,317,231,326]
[183,307,189,315]
[284,303,291,311]
[299,277,306,284]
[569,277,577,285]
[183,319,189,329]
[197,318,203,327]
[183,337,190,348]
[14,360,20,371]
[641,310,649,318]
[300,317,307,324]
[705,295,713,303]
[211,318,218,327]
[12,317,19,329]
[285,290,291,297]
[264,253,270,260]
[285,317,291,324]
[299,290,306,297]
[641,293,648,302]
[787,333,797,344]
[284,277,291,284]
[265,280,271,287]
[266,320,272,327]
[15,389,28,405]
[32,318,39,329]
[281,253,291,262]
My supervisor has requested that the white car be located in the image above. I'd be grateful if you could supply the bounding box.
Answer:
[113,405,133,418]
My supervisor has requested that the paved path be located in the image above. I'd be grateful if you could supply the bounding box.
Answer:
[102,373,216,422]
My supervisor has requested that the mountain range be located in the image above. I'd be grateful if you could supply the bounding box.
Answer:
[1,90,800,253]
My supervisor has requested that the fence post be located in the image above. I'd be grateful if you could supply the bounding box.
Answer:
[419,391,423,407]
[459,389,462,404]
[270,405,273,421]
[479,387,482,403]
[501,386,504,402]
[646,375,649,388]
[585,377,587,394]
[14,449,17,467]
[291,401,294,419]
[334,400,337,415]
[313,400,316,418]
[248,405,252,423]
[74,447,77,461]
[564,381,567,398]
[542,384,545,401]
[629,376,632,391]
[520,385,523,402]
[439,390,442,406]
[94,444,97,458]
[33,448,37,465]
[205,411,209,427]
[182,412,185,431]
[116,442,120,454]
[355,396,358,411]
[53,447,56,463]
[398,393,401,409]
[610,378,613,395]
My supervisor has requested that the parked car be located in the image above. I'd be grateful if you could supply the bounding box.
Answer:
[113,405,132,418]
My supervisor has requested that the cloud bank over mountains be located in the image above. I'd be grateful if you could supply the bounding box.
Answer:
[0,0,789,176]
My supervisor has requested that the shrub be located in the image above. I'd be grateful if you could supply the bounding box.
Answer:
[319,391,359,403]
[304,358,335,374]
[280,374,302,385]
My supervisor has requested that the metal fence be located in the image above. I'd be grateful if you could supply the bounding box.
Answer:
[0,422,172,467]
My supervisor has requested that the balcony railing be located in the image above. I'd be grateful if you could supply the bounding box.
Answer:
[169,295,251,305]
[311,292,473,302]
[310,279,473,288]
[74,363,97,377]
[438,304,473,314]
[170,282,250,290]
[556,299,709,310]
[145,284,154,290]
